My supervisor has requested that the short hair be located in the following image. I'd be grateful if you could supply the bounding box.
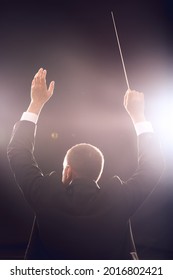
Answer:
[65,143,104,182]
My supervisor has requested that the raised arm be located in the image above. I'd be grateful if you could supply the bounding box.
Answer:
[7,69,56,207]
[116,89,164,216]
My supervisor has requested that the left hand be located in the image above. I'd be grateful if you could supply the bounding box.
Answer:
[124,89,146,123]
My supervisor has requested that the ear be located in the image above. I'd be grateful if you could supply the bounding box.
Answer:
[63,165,73,186]
[66,165,73,181]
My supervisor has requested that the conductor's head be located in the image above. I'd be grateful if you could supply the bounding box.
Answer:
[62,143,104,186]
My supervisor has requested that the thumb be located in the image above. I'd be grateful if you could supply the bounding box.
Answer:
[48,81,55,96]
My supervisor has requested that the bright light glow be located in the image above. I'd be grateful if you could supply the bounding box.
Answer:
[150,94,173,159]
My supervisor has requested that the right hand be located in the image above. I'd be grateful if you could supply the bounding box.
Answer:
[31,68,55,106]
[124,89,146,123]
[27,68,55,115]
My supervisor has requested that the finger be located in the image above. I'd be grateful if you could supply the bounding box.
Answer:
[35,68,44,85]
[48,81,55,96]
[124,89,130,107]
[38,68,43,74]
[40,69,46,79]
[34,68,43,79]
[43,69,47,79]
[38,68,44,80]
[35,76,41,84]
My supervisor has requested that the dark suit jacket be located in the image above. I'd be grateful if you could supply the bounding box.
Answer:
[7,121,163,259]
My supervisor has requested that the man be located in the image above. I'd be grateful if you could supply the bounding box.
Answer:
[8,68,163,259]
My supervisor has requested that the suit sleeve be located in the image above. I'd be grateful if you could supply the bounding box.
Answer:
[114,132,164,216]
[7,121,59,209]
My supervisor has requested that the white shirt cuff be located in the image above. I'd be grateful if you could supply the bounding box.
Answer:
[20,112,38,124]
[134,121,154,136]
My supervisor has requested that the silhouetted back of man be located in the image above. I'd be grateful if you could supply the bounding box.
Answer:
[8,68,163,259]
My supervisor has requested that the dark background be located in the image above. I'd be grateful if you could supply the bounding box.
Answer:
[0,0,173,259]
